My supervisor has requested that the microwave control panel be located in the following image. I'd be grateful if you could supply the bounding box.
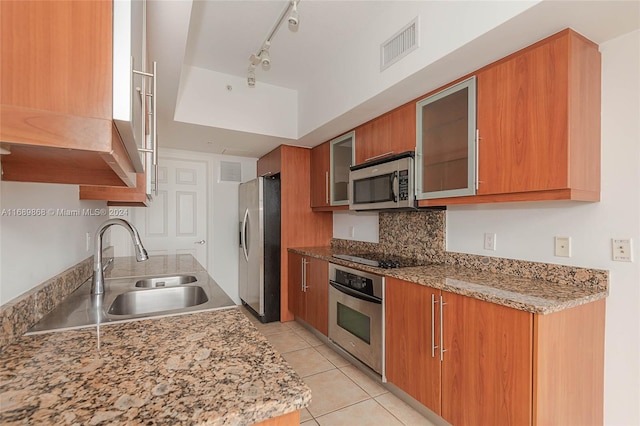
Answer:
[398,170,409,201]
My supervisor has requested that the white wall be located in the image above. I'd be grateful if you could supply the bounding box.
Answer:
[298,1,538,137]
[0,181,106,304]
[333,211,379,243]
[111,148,257,305]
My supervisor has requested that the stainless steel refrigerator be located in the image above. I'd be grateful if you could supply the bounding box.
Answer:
[238,176,281,323]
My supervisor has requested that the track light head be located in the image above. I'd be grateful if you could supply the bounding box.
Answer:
[249,54,261,66]
[260,42,271,71]
[247,65,256,88]
[288,1,299,32]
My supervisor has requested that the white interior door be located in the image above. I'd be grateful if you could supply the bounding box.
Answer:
[136,158,208,266]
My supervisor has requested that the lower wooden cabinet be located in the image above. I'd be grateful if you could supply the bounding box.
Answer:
[385,277,605,426]
[288,253,328,336]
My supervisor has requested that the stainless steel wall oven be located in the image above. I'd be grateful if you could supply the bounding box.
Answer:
[328,263,383,375]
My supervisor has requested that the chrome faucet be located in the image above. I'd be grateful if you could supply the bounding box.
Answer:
[91,219,148,295]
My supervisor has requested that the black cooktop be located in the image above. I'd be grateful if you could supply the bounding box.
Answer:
[332,253,428,269]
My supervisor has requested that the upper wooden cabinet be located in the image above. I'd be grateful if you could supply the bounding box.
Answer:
[0,0,139,187]
[419,28,601,206]
[354,102,415,165]
[79,173,149,207]
[310,142,331,209]
[310,135,353,211]
[416,77,477,200]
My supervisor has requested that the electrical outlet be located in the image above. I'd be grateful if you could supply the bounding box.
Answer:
[555,236,571,257]
[612,238,633,262]
[85,232,91,252]
[484,233,496,251]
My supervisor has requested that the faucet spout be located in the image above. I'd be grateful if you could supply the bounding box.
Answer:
[91,219,148,295]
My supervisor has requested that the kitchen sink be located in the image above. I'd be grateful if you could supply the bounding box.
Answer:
[108,286,209,316]
[135,274,197,288]
[26,270,235,334]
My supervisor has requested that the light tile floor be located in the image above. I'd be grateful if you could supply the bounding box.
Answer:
[239,306,436,426]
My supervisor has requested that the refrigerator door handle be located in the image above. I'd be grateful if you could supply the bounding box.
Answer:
[241,208,249,262]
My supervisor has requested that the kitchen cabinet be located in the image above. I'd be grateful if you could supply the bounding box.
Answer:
[418,28,601,206]
[258,145,333,322]
[79,173,149,207]
[310,138,353,211]
[287,253,328,335]
[0,0,138,188]
[416,77,477,200]
[355,103,415,165]
[79,0,156,205]
[310,142,331,209]
[385,277,605,425]
[113,0,147,173]
[385,278,442,414]
[329,131,354,206]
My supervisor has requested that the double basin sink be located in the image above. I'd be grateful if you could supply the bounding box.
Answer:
[28,270,234,334]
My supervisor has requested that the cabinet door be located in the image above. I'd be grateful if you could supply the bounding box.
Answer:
[258,146,282,177]
[310,142,330,208]
[441,291,533,426]
[113,0,146,167]
[330,132,354,206]
[287,253,305,319]
[355,103,415,165]
[305,258,328,336]
[416,77,477,200]
[385,278,441,415]
[476,34,569,195]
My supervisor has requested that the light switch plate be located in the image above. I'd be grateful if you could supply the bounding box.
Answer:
[612,238,633,262]
[555,236,571,257]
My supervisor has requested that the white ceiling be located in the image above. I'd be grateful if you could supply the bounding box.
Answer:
[147,1,640,159]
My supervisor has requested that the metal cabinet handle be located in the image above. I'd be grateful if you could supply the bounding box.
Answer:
[325,171,329,204]
[135,62,159,195]
[364,151,394,163]
[431,293,437,358]
[440,295,447,361]
[194,240,205,245]
[475,128,480,191]
[301,258,308,292]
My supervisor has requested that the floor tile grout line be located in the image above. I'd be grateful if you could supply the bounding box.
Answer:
[241,314,431,426]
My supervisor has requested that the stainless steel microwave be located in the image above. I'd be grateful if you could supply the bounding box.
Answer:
[348,152,416,211]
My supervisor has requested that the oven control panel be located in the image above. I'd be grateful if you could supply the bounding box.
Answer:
[330,264,383,300]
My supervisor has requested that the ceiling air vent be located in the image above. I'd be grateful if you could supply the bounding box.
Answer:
[380,17,419,71]
[219,161,242,183]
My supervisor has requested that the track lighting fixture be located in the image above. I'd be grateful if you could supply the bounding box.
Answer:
[288,1,299,32]
[260,41,271,71]
[247,0,301,87]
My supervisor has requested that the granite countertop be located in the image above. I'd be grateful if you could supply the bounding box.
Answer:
[290,247,607,314]
[0,255,310,425]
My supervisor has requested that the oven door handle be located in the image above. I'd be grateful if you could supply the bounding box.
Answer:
[329,280,382,304]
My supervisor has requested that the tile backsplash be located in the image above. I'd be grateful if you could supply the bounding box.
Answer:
[332,210,446,264]
[331,210,608,291]
[0,247,113,352]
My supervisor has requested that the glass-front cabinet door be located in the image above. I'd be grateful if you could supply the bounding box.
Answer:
[330,131,355,205]
[416,76,477,200]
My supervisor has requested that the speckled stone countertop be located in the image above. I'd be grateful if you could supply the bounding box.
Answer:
[291,247,607,314]
[1,255,310,425]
